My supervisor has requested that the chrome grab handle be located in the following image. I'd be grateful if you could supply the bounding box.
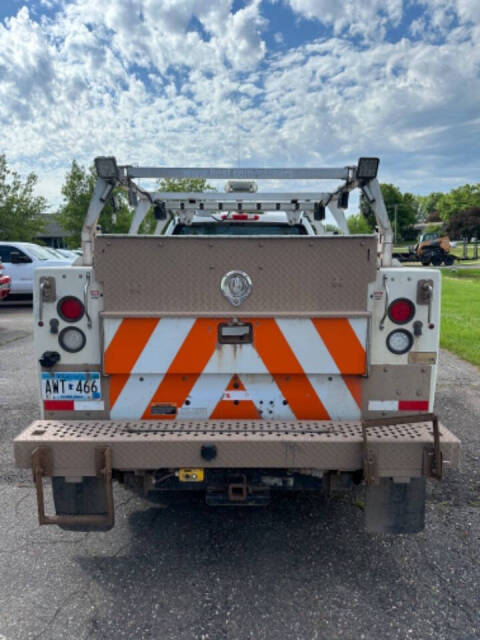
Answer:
[84,272,92,329]
[379,274,389,330]
[39,280,47,324]
[424,283,433,324]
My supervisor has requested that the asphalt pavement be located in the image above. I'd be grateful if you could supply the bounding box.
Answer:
[0,304,479,640]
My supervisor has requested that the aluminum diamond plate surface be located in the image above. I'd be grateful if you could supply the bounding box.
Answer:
[15,419,460,477]
[94,235,377,315]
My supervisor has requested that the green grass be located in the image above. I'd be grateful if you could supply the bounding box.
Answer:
[450,244,480,260]
[441,269,480,367]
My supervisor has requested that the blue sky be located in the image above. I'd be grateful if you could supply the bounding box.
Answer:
[0,0,479,209]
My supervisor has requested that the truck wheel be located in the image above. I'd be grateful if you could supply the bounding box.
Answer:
[420,255,431,266]
[431,254,443,266]
[365,477,426,534]
[51,477,113,532]
[443,254,454,265]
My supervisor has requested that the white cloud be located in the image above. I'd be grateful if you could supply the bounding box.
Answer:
[0,0,478,208]
[283,0,403,39]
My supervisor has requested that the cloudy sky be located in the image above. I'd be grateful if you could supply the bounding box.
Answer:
[0,0,479,210]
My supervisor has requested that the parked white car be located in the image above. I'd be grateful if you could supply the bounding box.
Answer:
[56,248,79,260]
[0,242,72,295]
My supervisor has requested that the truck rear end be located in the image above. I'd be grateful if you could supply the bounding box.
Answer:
[14,158,460,534]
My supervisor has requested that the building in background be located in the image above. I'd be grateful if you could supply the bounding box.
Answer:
[36,213,71,248]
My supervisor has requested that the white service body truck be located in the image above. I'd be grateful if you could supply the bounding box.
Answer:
[14,157,460,533]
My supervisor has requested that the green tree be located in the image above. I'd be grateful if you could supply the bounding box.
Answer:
[58,160,133,247]
[139,177,215,234]
[0,154,46,241]
[446,207,480,240]
[414,192,444,220]
[158,178,215,193]
[347,213,373,234]
[361,183,418,242]
[436,183,480,221]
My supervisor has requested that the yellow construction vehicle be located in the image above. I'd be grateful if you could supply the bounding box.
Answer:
[414,230,454,266]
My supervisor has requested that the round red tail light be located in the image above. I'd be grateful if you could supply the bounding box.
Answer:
[57,296,84,322]
[388,298,415,325]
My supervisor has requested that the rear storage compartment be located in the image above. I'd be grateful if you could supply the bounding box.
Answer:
[96,234,375,421]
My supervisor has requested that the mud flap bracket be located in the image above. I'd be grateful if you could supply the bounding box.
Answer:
[362,413,443,486]
[31,446,114,527]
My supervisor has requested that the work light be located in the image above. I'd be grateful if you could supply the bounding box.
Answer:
[225,180,258,193]
[357,157,380,180]
[94,156,119,180]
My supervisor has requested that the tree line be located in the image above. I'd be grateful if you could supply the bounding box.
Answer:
[350,182,480,241]
[1,154,479,243]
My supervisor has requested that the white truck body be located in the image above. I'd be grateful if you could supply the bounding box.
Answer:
[14,158,460,534]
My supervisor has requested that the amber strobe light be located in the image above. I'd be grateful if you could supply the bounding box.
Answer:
[57,296,85,322]
[388,298,415,325]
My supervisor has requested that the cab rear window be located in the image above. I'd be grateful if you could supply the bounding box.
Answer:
[173,223,307,235]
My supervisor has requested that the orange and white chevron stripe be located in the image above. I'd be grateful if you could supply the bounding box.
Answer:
[103,317,367,421]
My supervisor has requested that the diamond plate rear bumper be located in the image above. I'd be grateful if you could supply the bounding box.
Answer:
[14,419,460,478]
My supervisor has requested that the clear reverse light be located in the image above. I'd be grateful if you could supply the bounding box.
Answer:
[59,327,86,353]
[386,329,413,355]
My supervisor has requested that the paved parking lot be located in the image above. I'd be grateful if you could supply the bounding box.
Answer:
[0,304,479,640]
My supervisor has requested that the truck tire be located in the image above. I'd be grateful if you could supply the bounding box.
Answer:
[431,254,443,266]
[443,254,454,266]
[51,477,113,532]
[420,255,431,266]
[365,477,426,534]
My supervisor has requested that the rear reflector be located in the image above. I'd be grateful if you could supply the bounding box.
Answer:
[44,400,105,411]
[44,400,74,411]
[369,400,429,411]
[398,400,429,411]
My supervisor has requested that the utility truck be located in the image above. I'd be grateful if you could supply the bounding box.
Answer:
[13,157,460,534]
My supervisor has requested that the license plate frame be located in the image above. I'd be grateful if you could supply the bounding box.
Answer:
[41,372,101,401]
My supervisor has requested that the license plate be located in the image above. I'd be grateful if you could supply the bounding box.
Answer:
[41,372,101,401]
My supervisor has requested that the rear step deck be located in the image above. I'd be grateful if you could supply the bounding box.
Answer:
[15,419,460,478]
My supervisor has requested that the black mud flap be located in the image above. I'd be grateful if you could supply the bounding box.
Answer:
[365,477,426,534]
[52,477,113,532]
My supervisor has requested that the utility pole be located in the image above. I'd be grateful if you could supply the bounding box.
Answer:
[393,204,398,245]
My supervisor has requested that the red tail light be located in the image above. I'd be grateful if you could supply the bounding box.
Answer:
[57,296,84,322]
[388,298,415,324]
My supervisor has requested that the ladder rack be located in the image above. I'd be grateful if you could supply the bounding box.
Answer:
[81,156,393,267]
